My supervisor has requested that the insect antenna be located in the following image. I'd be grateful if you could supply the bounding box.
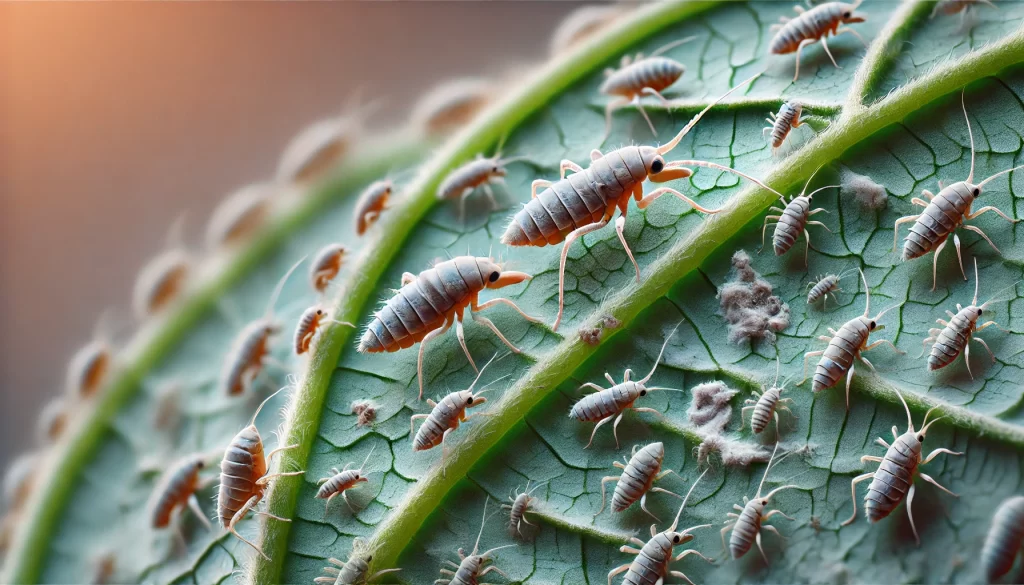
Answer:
[264,256,308,318]
[976,163,1024,188]
[859,269,870,317]
[669,467,709,532]
[656,72,761,155]
[249,384,289,427]
[754,442,783,498]
[921,413,948,435]
[358,444,376,473]
[471,497,491,555]
[980,279,1021,310]
[649,35,698,58]
[639,320,684,384]
[893,387,915,432]
[962,89,976,183]
[666,159,784,199]
[467,352,510,392]
[871,301,903,324]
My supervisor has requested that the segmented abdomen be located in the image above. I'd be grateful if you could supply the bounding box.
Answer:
[603,58,685,96]
[294,307,321,354]
[317,470,360,499]
[217,429,265,527]
[928,306,978,371]
[451,557,484,585]
[221,322,272,395]
[501,147,642,247]
[509,494,529,528]
[769,3,842,53]
[569,383,636,422]
[751,390,779,434]
[359,257,486,353]
[413,392,464,451]
[337,559,367,584]
[623,535,671,585]
[769,101,801,148]
[151,457,203,528]
[902,184,972,260]
[773,197,810,255]
[865,435,919,523]
[613,443,663,512]
[729,502,762,558]
[807,275,839,304]
[813,317,870,393]
[982,496,1024,582]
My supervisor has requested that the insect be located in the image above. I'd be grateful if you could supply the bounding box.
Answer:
[315,447,375,515]
[760,165,834,267]
[437,154,525,222]
[314,538,401,585]
[294,305,354,355]
[66,340,112,399]
[721,443,799,563]
[502,481,545,538]
[741,358,794,435]
[411,77,493,137]
[549,4,623,56]
[841,388,961,545]
[981,495,1024,583]
[801,269,903,409]
[930,0,997,24]
[357,255,538,399]
[922,259,1016,379]
[763,100,804,150]
[149,455,212,531]
[220,257,304,395]
[276,105,367,185]
[570,325,682,449]
[217,387,305,560]
[502,73,776,331]
[768,1,867,82]
[806,268,858,309]
[354,180,393,236]
[599,36,696,141]
[411,354,502,477]
[436,498,516,585]
[35,398,68,444]
[895,90,1024,291]
[596,442,681,522]
[205,182,275,250]
[310,243,348,293]
[608,469,713,585]
[132,214,191,320]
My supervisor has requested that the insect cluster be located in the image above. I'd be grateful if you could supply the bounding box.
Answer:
[13,2,1024,584]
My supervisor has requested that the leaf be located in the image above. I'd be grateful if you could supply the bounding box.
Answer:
[6,2,1024,585]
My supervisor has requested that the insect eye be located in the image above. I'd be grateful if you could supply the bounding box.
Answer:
[639,389,647,397]
[489,271,500,283]
[843,11,851,18]
[973,187,981,197]
[917,434,924,441]
[316,309,323,315]
[196,461,205,469]
[651,159,664,174]
[367,555,372,561]
[673,535,680,543]
[869,320,876,329]
[467,396,474,405]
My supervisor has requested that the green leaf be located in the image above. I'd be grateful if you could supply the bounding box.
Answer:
[7,2,1024,585]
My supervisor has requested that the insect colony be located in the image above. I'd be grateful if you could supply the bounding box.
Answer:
[14,1,1024,584]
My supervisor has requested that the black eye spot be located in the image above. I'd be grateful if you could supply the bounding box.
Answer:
[493,166,499,173]
[843,11,851,18]
[467,396,474,405]
[196,461,205,469]
[316,309,323,315]
[973,187,981,197]
[639,389,647,397]
[917,434,924,441]
[367,555,372,562]
[673,535,680,543]
[489,271,500,283]
[651,159,664,174]
[869,321,876,329]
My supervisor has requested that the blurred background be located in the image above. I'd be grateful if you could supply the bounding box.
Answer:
[0,2,591,469]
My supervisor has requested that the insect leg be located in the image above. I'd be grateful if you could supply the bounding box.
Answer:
[596,475,619,516]
[720,521,735,554]
[454,311,478,373]
[892,214,921,252]
[601,97,633,145]
[650,487,682,500]
[910,197,929,207]
[862,339,904,355]
[582,382,607,393]
[922,447,963,464]
[585,415,614,449]
[920,472,959,499]
[472,313,523,354]
[906,483,920,545]
[368,568,402,581]
[474,296,543,323]
[755,531,769,564]
[618,545,642,555]
[638,493,661,523]
[760,215,782,253]
[417,319,453,400]
[323,492,337,517]
[841,472,875,526]
[553,219,610,331]
[792,38,817,82]
[963,342,975,380]
[668,571,697,585]
[531,179,552,199]
[931,238,949,291]
[187,493,213,530]
[962,224,1002,254]
[255,470,304,485]
[799,350,824,385]
[479,565,510,578]
[675,548,714,563]
[266,443,300,461]
[631,95,658,138]
[818,35,840,69]
[763,509,795,521]
[440,427,455,477]
[410,413,429,438]
[637,187,722,214]
[559,159,585,179]
[611,411,626,449]
[972,336,996,364]
[228,496,270,560]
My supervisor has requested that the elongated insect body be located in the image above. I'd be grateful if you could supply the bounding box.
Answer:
[930,0,997,24]
[315,539,401,585]
[66,339,113,399]
[277,114,357,185]
[502,481,545,538]
[411,78,493,137]
[294,305,354,355]
[596,442,680,522]
[315,447,374,515]
[741,358,794,435]
[923,260,1015,379]
[769,1,867,81]
[761,165,835,266]
[763,100,804,149]
[35,398,68,444]
[895,91,1024,290]
[609,470,712,585]
[411,355,501,476]
[310,243,348,293]
[570,325,684,449]
[205,182,274,250]
[149,455,211,531]
[436,498,516,585]
[216,388,304,560]
[722,443,799,562]
[358,256,537,399]
[354,180,393,236]
[842,389,961,545]
[502,74,777,330]
[806,268,858,309]
[802,270,904,409]
[438,155,523,222]
[549,4,623,56]
[982,496,1024,582]
[133,248,190,320]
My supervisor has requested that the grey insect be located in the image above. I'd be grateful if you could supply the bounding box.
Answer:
[354,180,393,236]
[760,165,834,267]
[437,497,516,585]
[570,325,683,449]
[502,73,776,331]
[600,36,696,141]
[930,0,997,24]
[894,91,1024,290]
[315,447,374,515]
[981,495,1024,583]
[806,268,858,309]
[437,154,526,222]
[922,259,1016,379]
[66,314,116,400]
[220,256,304,395]
[741,358,794,435]
[217,387,304,560]
[596,442,681,522]
[502,481,545,538]
[314,538,401,585]
[310,243,348,293]
[205,182,275,250]
[841,388,961,545]
[149,455,211,531]
[769,1,867,81]
[276,98,375,185]
[411,77,493,137]
[763,100,805,150]
[35,398,68,445]
[549,4,623,56]
[358,256,538,399]
[608,469,713,585]
[801,269,904,409]
[294,304,354,356]
[721,443,799,562]
[411,354,502,477]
